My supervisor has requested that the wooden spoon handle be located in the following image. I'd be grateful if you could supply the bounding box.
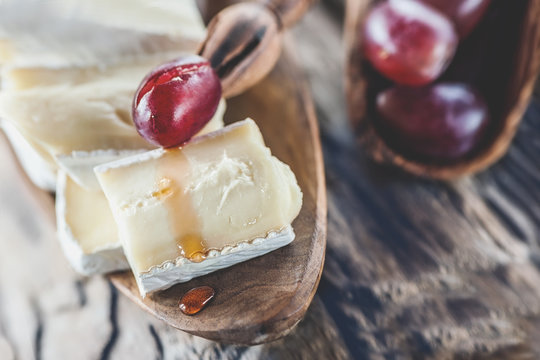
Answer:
[199,0,315,98]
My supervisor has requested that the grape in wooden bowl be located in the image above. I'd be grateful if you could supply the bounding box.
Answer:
[345,0,540,179]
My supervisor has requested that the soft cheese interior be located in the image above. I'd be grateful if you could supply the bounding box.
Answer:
[62,174,119,254]
[95,119,302,295]
[56,171,129,275]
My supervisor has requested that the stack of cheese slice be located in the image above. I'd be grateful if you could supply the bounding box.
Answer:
[95,119,303,296]
[0,0,227,276]
[0,0,207,190]
[55,103,226,275]
[0,1,303,297]
[56,118,302,296]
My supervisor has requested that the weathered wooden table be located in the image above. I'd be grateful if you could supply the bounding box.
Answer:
[1,2,539,359]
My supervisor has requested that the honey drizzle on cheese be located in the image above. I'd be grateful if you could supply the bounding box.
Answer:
[155,149,208,262]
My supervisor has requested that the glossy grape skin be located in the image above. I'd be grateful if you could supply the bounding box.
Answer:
[376,83,489,161]
[416,0,492,38]
[363,0,458,86]
[133,55,222,148]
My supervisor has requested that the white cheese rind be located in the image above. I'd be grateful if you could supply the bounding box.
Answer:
[56,149,147,191]
[1,119,56,190]
[56,171,129,275]
[138,226,295,296]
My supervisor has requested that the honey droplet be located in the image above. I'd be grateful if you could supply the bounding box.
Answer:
[189,252,207,263]
[179,286,215,315]
[178,233,206,261]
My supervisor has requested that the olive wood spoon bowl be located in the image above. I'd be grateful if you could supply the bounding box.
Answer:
[345,0,540,179]
[109,0,326,345]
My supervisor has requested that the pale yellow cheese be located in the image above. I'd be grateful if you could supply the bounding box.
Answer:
[0,63,229,158]
[0,0,204,68]
[1,54,182,91]
[96,119,303,275]
[0,66,155,155]
[56,170,130,275]
[64,176,119,254]
[0,0,209,191]
[49,0,205,40]
[54,100,225,191]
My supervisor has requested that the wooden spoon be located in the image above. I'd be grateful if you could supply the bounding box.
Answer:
[198,0,315,97]
[345,0,540,179]
[109,0,326,345]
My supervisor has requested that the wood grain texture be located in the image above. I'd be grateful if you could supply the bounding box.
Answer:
[109,40,327,345]
[0,128,343,359]
[345,0,540,179]
[2,1,540,358]
[297,2,540,358]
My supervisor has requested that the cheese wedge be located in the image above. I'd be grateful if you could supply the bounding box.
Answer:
[0,0,207,191]
[0,0,204,68]
[54,100,226,191]
[1,96,224,192]
[56,171,129,275]
[0,61,167,156]
[1,53,189,91]
[54,109,226,275]
[56,150,147,192]
[49,0,205,40]
[95,119,303,296]
[55,149,147,275]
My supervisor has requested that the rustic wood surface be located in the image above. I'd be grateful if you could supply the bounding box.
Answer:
[1,1,540,359]
[109,44,327,345]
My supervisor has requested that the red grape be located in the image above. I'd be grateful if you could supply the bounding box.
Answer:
[376,83,489,161]
[416,0,491,38]
[133,55,222,148]
[363,0,458,86]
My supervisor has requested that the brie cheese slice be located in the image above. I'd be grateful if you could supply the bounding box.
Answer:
[56,150,147,192]
[0,0,204,68]
[49,0,205,40]
[54,99,226,191]
[54,105,226,275]
[0,60,168,155]
[56,171,129,275]
[1,96,225,192]
[95,119,303,296]
[1,53,189,91]
[0,0,209,191]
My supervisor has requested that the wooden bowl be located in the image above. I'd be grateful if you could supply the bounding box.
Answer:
[345,0,540,179]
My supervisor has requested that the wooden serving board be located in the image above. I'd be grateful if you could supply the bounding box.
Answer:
[0,37,325,347]
[109,44,327,344]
